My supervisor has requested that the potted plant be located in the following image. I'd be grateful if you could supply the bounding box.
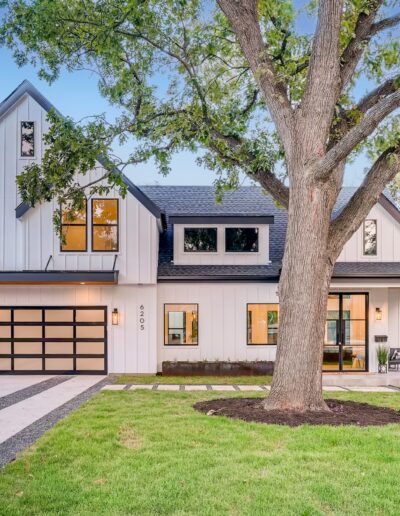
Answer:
[376,345,389,374]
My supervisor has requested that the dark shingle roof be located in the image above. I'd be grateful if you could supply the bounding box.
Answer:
[140,185,400,280]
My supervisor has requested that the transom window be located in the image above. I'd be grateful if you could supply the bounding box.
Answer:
[60,201,87,252]
[21,121,35,157]
[91,199,119,252]
[363,219,377,256]
[164,304,198,346]
[184,228,217,252]
[247,303,279,345]
[225,227,259,252]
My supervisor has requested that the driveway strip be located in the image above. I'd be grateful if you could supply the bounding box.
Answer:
[0,376,71,410]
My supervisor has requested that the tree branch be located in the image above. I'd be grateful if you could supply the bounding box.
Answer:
[216,0,294,151]
[371,13,400,34]
[329,143,400,257]
[316,89,400,180]
[357,76,400,114]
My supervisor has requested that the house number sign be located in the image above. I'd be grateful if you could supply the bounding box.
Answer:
[139,305,145,331]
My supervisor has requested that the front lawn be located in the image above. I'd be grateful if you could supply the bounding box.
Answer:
[2,391,400,515]
[114,374,273,385]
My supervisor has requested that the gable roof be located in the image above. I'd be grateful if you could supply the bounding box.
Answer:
[140,185,400,281]
[0,80,164,223]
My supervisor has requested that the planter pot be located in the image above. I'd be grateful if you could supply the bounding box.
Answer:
[378,363,388,374]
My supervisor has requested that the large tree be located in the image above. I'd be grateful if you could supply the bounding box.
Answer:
[1,0,400,411]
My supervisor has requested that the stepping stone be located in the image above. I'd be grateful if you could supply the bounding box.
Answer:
[323,386,347,391]
[237,385,264,391]
[157,384,180,391]
[348,386,395,392]
[210,385,236,391]
[129,384,155,390]
[101,385,125,391]
[261,386,271,391]
[184,385,208,391]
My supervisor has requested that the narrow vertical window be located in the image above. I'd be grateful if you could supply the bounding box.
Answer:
[247,304,279,345]
[21,121,35,157]
[164,304,198,345]
[60,201,87,252]
[91,199,119,251]
[363,219,377,256]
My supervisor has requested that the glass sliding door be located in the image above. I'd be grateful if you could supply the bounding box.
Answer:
[323,293,368,372]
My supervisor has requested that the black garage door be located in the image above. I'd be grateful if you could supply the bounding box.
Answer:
[0,306,107,374]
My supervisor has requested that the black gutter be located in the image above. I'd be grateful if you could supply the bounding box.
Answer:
[0,270,119,284]
[157,275,280,282]
[169,215,274,224]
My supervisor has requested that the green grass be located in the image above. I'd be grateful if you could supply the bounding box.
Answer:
[2,391,400,515]
[114,374,273,385]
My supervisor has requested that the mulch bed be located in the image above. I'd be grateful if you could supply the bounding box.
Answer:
[193,398,400,427]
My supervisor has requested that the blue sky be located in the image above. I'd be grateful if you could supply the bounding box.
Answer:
[0,19,372,188]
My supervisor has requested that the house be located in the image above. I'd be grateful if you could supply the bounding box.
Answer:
[1,80,400,376]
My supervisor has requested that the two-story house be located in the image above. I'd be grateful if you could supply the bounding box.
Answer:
[1,80,400,376]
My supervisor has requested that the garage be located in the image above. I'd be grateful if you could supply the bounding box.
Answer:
[0,306,107,374]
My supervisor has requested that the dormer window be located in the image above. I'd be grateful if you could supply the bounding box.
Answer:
[21,121,35,157]
[184,228,217,252]
[363,219,377,256]
[225,227,259,252]
[61,201,87,252]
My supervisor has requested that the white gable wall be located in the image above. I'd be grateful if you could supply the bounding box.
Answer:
[0,92,159,285]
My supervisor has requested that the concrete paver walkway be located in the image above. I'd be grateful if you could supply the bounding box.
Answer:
[0,375,55,397]
[102,383,400,392]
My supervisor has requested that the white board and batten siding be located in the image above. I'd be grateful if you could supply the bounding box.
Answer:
[338,203,400,262]
[173,224,270,265]
[157,282,279,371]
[0,92,159,285]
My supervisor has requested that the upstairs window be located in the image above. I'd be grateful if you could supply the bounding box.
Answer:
[225,227,258,252]
[164,304,198,345]
[363,219,377,256]
[184,228,217,252]
[61,201,87,252]
[247,304,279,345]
[21,121,35,157]
[91,199,119,251]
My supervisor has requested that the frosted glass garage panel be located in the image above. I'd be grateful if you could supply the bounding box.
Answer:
[14,326,42,339]
[0,342,11,354]
[0,310,11,322]
[0,359,11,370]
[14,310,42,322]
[76,326,105,339]
[45,358,74,371]
[45,326,74,339]
[45,342,74,354]
[76,358,105,370]
[14,342,42,354]
[76,342,105,354]
[0,327,11,339]
[76,310,105,322]
[14,358,42,370]
[45,310,74,322]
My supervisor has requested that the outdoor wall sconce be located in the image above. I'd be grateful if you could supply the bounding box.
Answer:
[112,308,119,325]
[376,307,382,321]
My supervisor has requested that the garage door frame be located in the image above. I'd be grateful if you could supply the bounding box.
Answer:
[0,305,108,375]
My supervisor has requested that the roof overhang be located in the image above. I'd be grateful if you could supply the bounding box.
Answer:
[0,270,119,285]
[169,215,274,224]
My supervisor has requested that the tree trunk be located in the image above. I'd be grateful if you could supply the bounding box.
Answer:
[263,179,337,412]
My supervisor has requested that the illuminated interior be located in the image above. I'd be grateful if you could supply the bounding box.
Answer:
[164,304,198,345]
[247,303,279,345]
[61,202,87,251]
[92,199,118,251]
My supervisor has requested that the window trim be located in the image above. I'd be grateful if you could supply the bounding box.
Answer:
[363,219,377,257]
[91,198,119,253]
[164,303,199,347]
[183,227,218,253]
[246,302,279,346]
[225,227,259,253]
[20,121,35,159]
[60,201,88,253]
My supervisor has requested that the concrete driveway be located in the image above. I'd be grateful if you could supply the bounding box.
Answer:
[0,375,107,467]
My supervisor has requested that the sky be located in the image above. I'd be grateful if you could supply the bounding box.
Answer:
[0,4,380,188]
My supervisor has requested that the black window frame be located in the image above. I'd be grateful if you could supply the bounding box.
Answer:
[225,227,259,253]
[363,219,377,256]
[164,303,199,346]
[20,121,35,158]
[183,227,218,253]
[60,201,88,253]
[91,198,119,253]
[247,303,279,346]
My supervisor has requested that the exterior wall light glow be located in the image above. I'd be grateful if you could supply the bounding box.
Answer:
[112,308,119,325]
[376,308,382,321]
